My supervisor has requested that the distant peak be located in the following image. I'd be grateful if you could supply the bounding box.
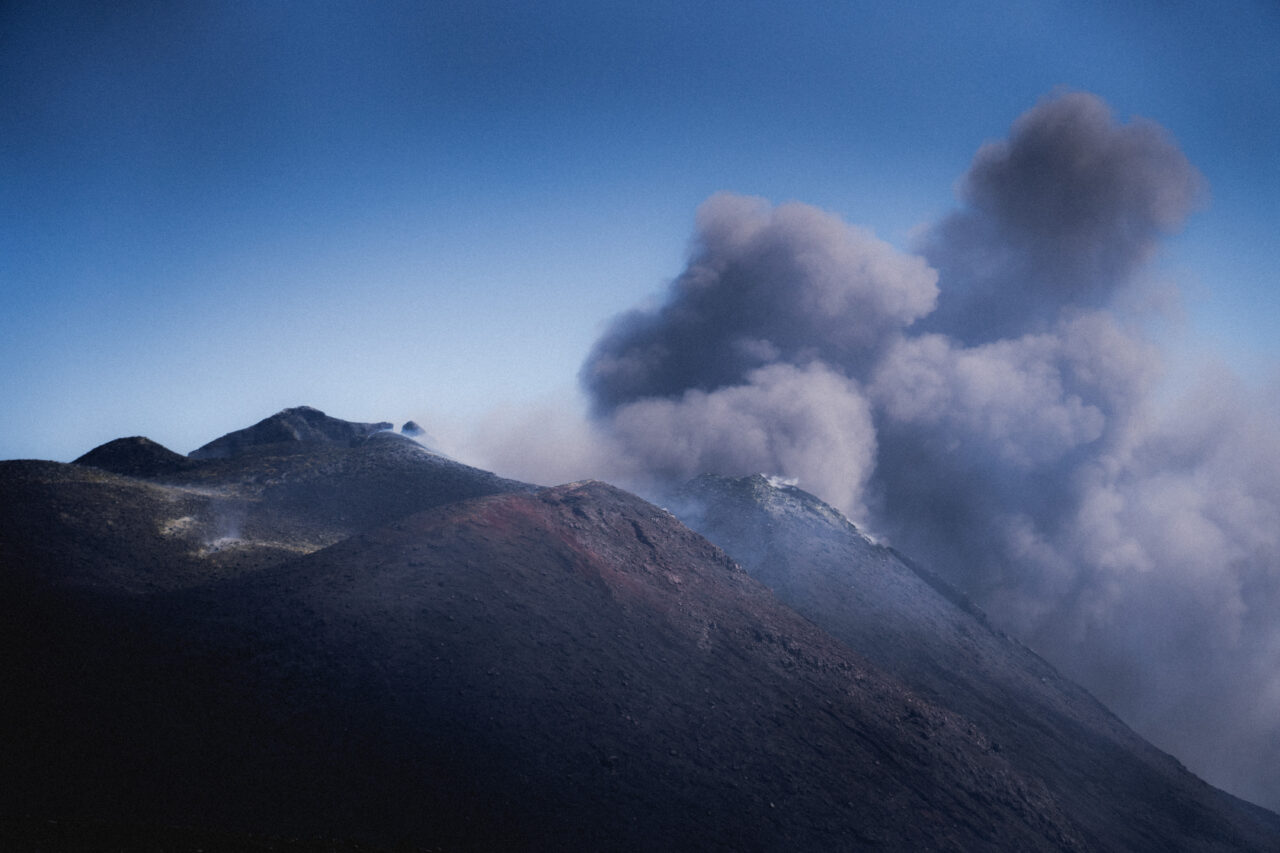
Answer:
[74,436,195,478]
[188,406,394,460]
[677,472,870,541]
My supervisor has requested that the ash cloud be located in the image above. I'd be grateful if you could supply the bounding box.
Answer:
[920,91,1204,343]
[608,361,878,520]
[571,91,1280,809]
[582,192,938,412]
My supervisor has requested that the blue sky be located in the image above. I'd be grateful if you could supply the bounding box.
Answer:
[3,0,1277,461]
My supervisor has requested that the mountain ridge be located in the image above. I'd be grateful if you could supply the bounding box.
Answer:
[188,406,396,460]
[672,472,1280,850]
[2,407,1276,850]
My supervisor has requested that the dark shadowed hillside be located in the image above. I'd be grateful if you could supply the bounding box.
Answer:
[2,408,533,592]
[1,409,1278,850]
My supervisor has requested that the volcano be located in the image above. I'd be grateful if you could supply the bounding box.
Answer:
[673,473,1280,850]
[1,408,1277,850]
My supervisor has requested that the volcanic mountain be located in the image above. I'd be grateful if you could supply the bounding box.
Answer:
[673,474,1280,851]
[1,408,1277,850]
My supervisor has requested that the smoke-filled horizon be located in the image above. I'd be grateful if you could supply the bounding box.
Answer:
[467,91,1280,811]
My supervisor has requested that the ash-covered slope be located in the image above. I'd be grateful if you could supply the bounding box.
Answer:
[2,409,1278,850]
[674,473,1280,852]
[3,481,1087,851]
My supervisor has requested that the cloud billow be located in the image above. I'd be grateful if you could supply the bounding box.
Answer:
[920,91,1204,343]
[581,192,938,413]
[570,91,1280,810]
[609,361,878,521]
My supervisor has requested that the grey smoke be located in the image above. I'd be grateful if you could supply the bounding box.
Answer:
[572,90,1280,810]
[582,192,938,412]
[921,90,1204,342]
[609,361,879,521]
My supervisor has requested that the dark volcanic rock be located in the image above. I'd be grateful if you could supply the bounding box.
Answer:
[674,473,1280,852]
[400,420,424,436]
[2,482,1091,851]
[2,410,1279,850]
[1,417,531,592]
[189,406,393,459]
[74,436,195,477]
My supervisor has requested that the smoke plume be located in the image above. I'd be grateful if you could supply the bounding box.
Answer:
[920,90,1204,342]
[608,361,878,521]
[582,192,938,412]
[568,90,1280,810]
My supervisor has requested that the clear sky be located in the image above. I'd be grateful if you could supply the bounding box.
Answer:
[2,0,1277,461]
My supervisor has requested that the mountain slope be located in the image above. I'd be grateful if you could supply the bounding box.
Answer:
[1,408,531,592]
[3,481,1088,850]
[186,405,395,460]
[673,473,1280,851]
[1,410,1277,850]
